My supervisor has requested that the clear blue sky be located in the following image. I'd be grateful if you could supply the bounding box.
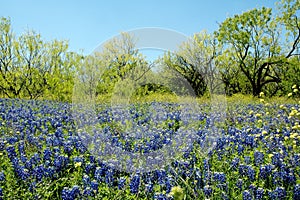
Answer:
[1,0,277,57]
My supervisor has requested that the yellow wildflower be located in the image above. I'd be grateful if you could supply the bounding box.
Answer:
[75,162,82,168]
[256,113,262,117]
[259,92,264,97]
[284,136,289,141]
[170,186,184,200]
[268,154,274,158]
[279,105,285,109]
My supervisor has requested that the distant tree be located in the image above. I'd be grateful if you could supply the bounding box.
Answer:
[0,17,79,101]
[217,4,300,96]
[0,17,22,98]
[93,32,150,96]
[162,31,221,97]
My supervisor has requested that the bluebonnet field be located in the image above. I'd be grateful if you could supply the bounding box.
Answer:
[0,91,299,200]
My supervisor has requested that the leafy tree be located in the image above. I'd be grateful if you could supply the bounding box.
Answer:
[0,17,79,101]
[0,17,22,98]
[217,4,300,96]
[93,32,150,96]
[162,31,221,97]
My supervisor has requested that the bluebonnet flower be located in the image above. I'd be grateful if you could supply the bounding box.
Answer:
[84,162,95,175]
[238,144,244,155]
[154,193,169,200]
[213,172,226,184]
[17,141,25,154]
[33,164,45,181]
[0,172,5,182]
[16,165,30,180]
[71,185,80,198]
[243,190,252,200]
[105,168,114,187]
[157,169,166,185]
[94,167,104,182]
[83,187,93,197]
[146,183,154,193]
[236,179,243,190]
[61,187,73,200]
[20,153,27,163]
[294,184,300,200]
[231,157,240,169]
[247,166,255,181]
[83,174,91,187]
[293,154,299,166]
[203,170,212,186]
[244,156,251,164]
[118,177,126,190]
[272,152,282,167]
[255,187,264,199]
[239,164,247,177]
[54,155,67,171]
[0,139,5,151]
[29,181,36,193]
[269,186,286,200]
[6,145,17,160]
[0,187,3,198]
[91,180,99,191]
[194,168,202,189]
[248,184,256,194]
[63,141,73,154]
[130,174,140,194]
[203,159,210,171]
[221,191,229,200]
[43,147,52,161]
[8,136,18,145]
[204,185,212,197]
[44,166,55,178]
[254,151,264,165]
[33,152,41,163]
[165,176,173,193]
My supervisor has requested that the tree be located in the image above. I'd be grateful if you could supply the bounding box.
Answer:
[0,17,22,98]
[217,5,300,96]
[93,32,149,96]
[0,17,79,101]
[216,50,249,95]
[162,31,221,97]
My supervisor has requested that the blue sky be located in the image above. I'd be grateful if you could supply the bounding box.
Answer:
[1,0,277,59]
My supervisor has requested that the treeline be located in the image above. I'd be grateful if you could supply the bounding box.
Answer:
[0,0,299,102]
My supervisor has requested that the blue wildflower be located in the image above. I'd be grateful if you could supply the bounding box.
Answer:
[43,147,52,161]
[0,171,5,182]
[213,172,226,184]
[62,187,74,200]
[236,179,243,190]
[255,187,264,199]
[146,183,154,193]
[129,174,140,194]
[91,180,99,191]
[71,185,80,198]
[83,187,92,197]
[83,174,91,187]
[118,177,126,190]
[294,184,300,200]
[204,185,212,197]
[242,190,252,200]
[154,193,169,200]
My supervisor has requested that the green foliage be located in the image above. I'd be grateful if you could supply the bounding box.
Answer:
[1,0,300,101]
[0,17,80,102]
